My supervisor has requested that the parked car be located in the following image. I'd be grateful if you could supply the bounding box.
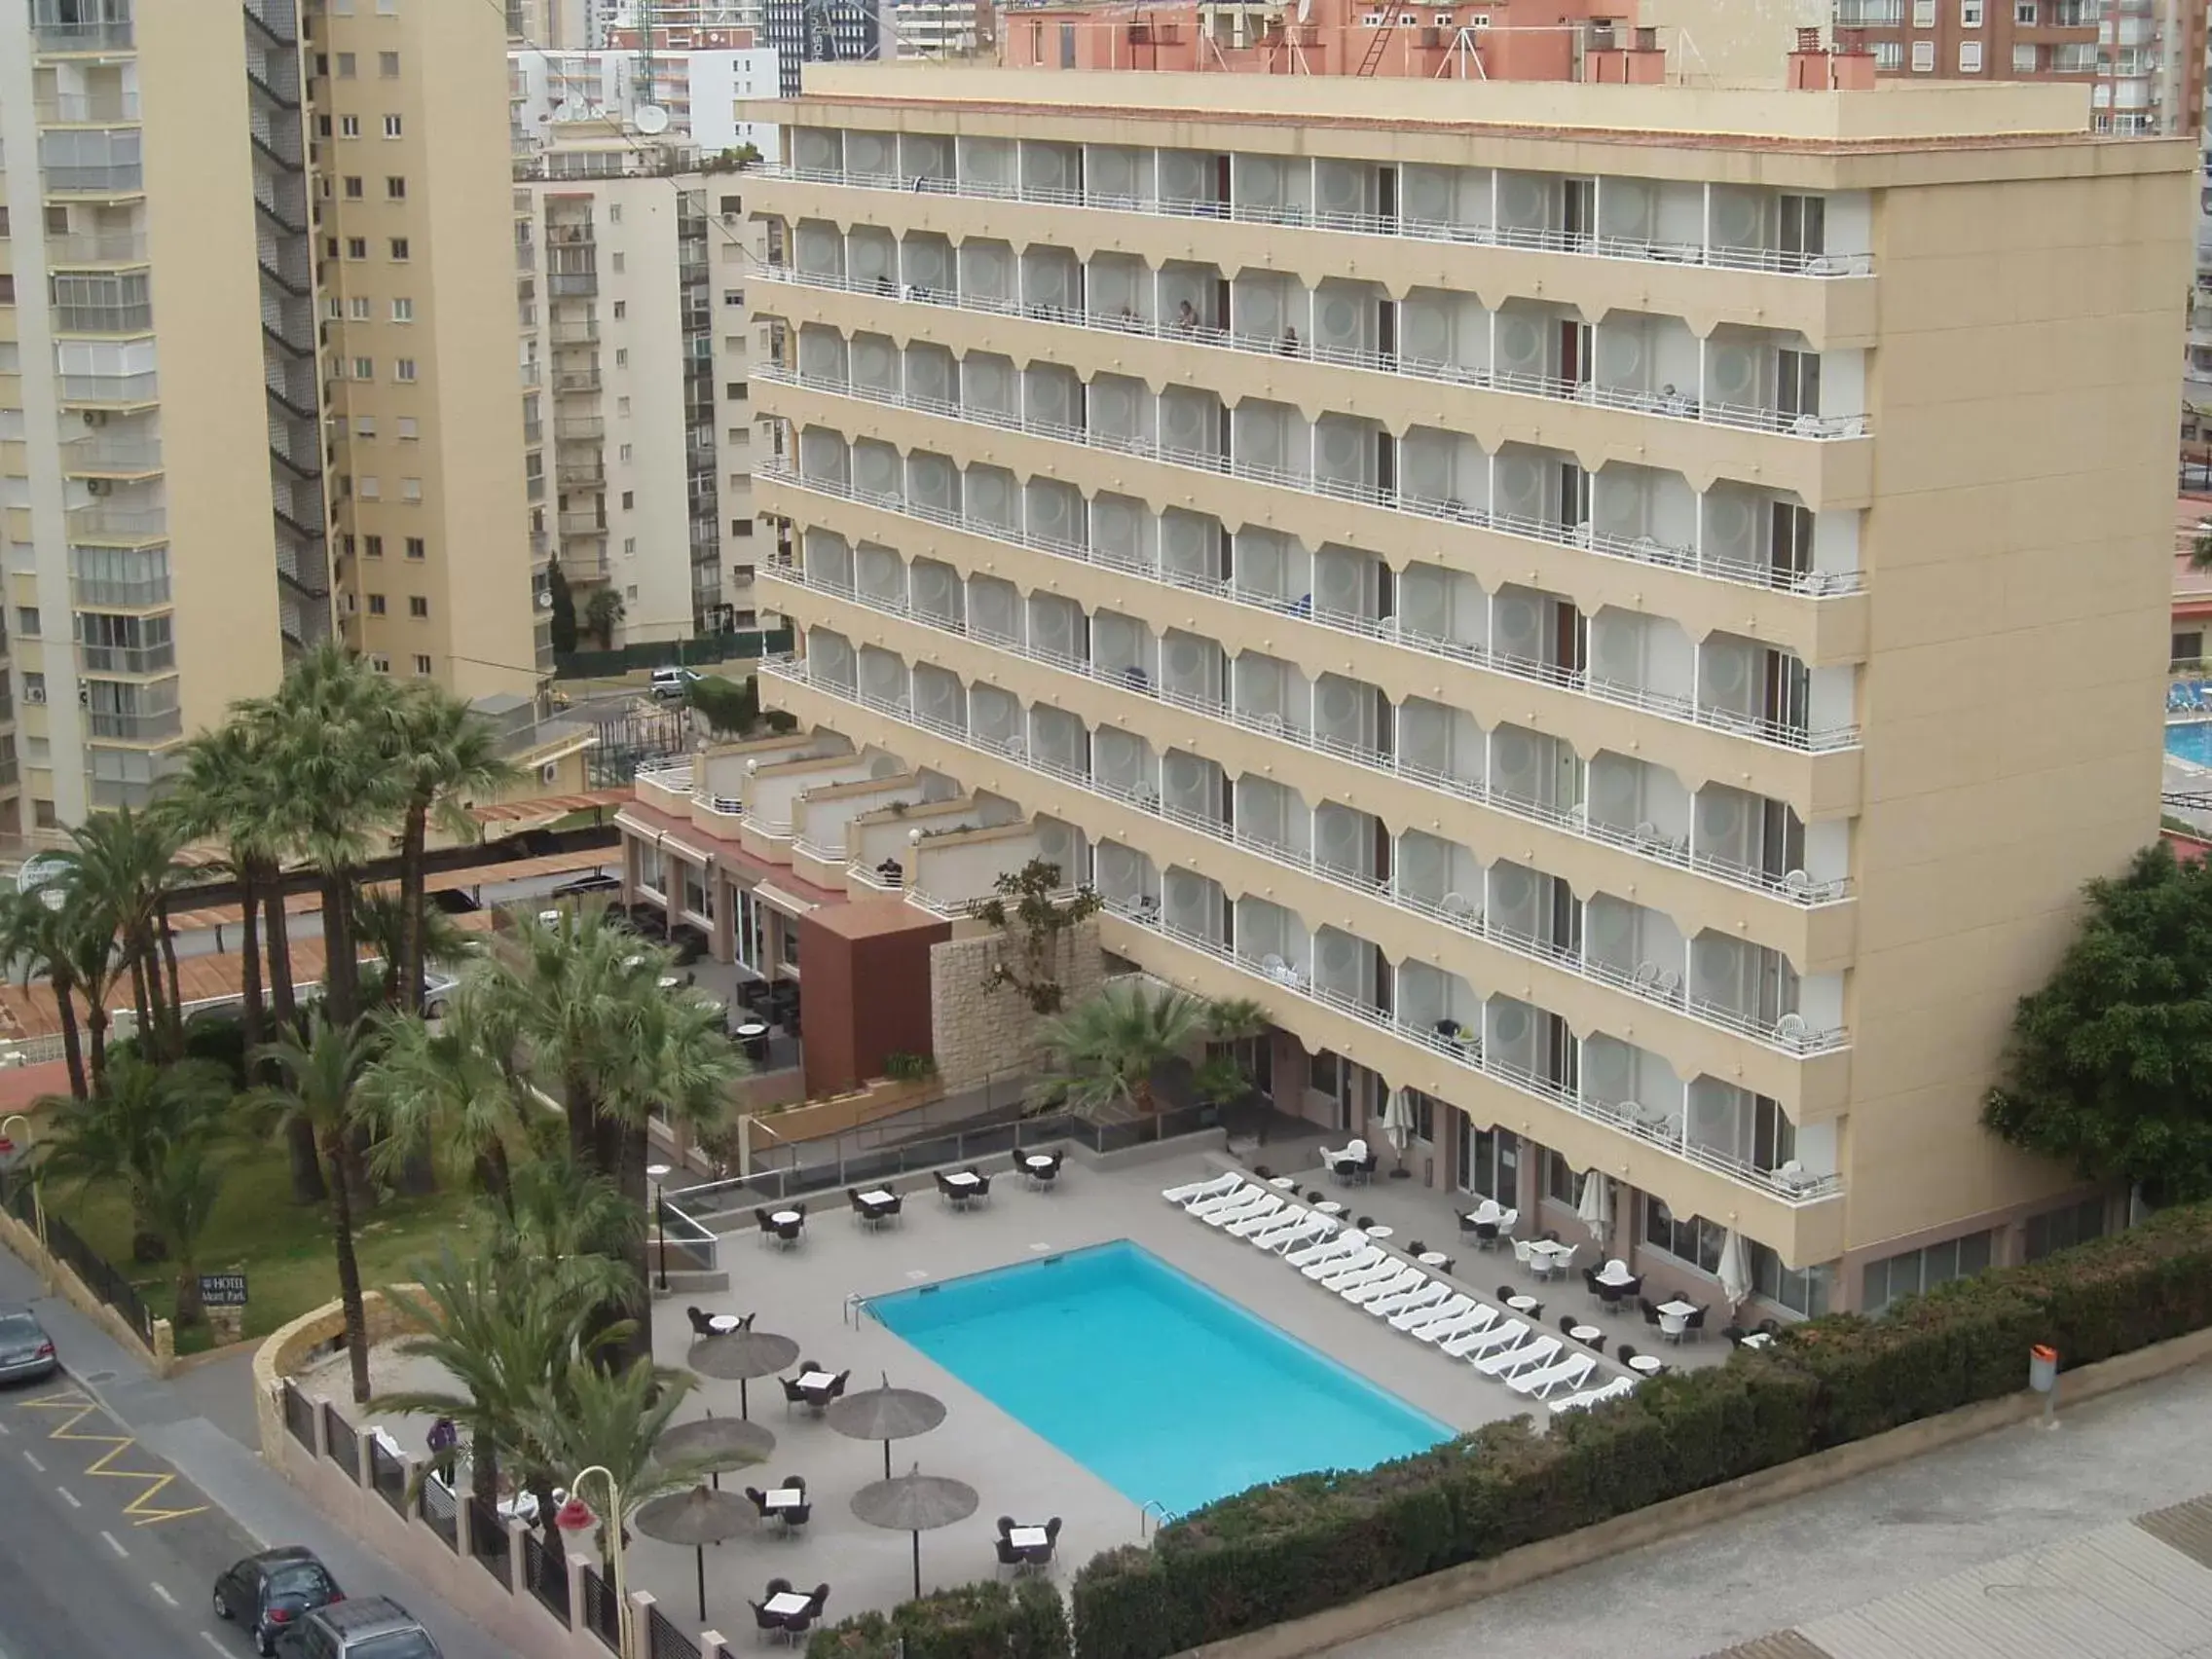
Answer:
[420,971,461,1022]
[649,666,698,700]
[551,870,621,898]
[212,1547,344,1657]
[274,1596,440,1659]
[0,1307,56,1384]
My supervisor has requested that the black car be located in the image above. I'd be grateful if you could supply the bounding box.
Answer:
[0,1308,56,1384]
[274,1595,440,1659]
[212,1547,344,1656]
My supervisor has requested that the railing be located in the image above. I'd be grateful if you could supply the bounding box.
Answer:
[45,230,146,263]
[86,705,182,742]
[367,1430,408,1516]
[760,462,1861,754]
[754,165,1878,279]
[3,1182,155,1336]
[282,1381,315,1450]
[60,436,161,471]
[756,363,1866,601]
[469,1495,514,1586]
[1102,895,1844,1204]
[36,92,140,122]
[57,369,158,404]
[523,1529,571,1627]
[67,506,164,542]
[45,163,143,194]
[761,604,1851,909]
[31,16,134,52]
[756,263,1871,442]
[419,1473,460,1550]
[647,1604,701,1659]
[51,300,152,333]
[322,1403,360,1483]
[580,1565,620,1653]
[77,640,174,675]
[70,573,169,608]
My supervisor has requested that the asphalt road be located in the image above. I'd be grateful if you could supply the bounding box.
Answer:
[0,1377,267,1659]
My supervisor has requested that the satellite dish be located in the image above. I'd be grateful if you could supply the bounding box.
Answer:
[553,100,584,122]
[634,104,670,134]
[18,854,66,909]
[536,590,555,609]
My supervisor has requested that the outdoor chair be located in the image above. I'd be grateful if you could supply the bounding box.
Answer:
[1027,1518,1062,1570]
[1640,1297,1662,1328]
[1722,1325,1749,1346]
[1659,1307,1691,1345]
[779,1379,809,1413]
[780,1475,807,1495]
[750,1603,783,1643]
[765,1578,792,1599]
[754,1208,777,1245]
[782,1611,815,1644]
[1684,1306,1709,1341]
[1617,1344,1641,1367]
[686,1306,717,1336]
[994,1536,1026,1576]
[1582,1267,1604,1306]
[1596,1281,1625,1314]
[782,1502,812,1536]
[805,1586,830,1617]
[746,1488,774,1517]
[1472,1221,1499,1250]
[775,1217,804,1248]
[828,1370,851,1398]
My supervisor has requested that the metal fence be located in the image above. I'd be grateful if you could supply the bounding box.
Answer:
[2,1179,155,1338]
[281,1381,315,1451]
[322,1403,360,1484]
[647,1604,701,1659]
[367,1432,408,1516]
[468,1495,513,1587]
[554,626,793,681]
[419,1474,459,1551]
[580,1564,620,1653]
[523,1528,571,1627]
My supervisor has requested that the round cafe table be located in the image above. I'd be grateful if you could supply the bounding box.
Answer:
[1568,1323,1603,1346]
[1365,1226,1395,1240]
[1627,1353,1666,1376]
[1506,1294,1540,1314]
[1418,1251,1451,1270]
[771,1210,801,1227]
[1269,1176,1298,1190]
[1314,1201,1346,1217]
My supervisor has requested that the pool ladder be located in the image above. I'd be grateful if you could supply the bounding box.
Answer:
[1138,1498,1173,1537]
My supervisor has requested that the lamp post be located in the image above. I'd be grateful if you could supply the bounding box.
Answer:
[556,1466,631,1659]
[647,1162,672,1293]
[0,1113,48,1290]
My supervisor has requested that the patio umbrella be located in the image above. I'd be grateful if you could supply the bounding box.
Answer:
[850,1463,979,1600]
[1380,1088,1415,1155]
[634,1484,753,1624]
[1717,1229,1751,1310]
[825,1372,948,1480]
[685,1329,799,1419]
[653,1413,775,1490]
[1576,1170,1611,1249]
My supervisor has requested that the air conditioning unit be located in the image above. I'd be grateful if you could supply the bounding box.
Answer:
[539,761,560,785]
[85,477,111,497]
[23,685,45,704]
[82,410,108,428]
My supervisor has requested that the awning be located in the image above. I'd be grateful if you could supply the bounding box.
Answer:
[470,788,627,826]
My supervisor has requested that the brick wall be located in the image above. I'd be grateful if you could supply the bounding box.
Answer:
[929,917,1104,1092]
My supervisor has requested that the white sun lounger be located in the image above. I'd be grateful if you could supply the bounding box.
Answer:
[1162,1172,1243,1205]
[1411,1305,1494,1346]
[1319,1255,1399,1293]
[1255,1214,1329,1253]
[1370,1280,1449,1321]
[1473,1334,1561,1381]
[1245,1209,1309,1246]
[1188,1184,1262,1222]
[1304,1245,1382,1282]
[1508,1353,1597,1400]
[1444,1317,1528,1359]
[1548,1376,1638,1417]
[1285,1229,1360,1268]
[1344,1268,1424,1307]
[1392,1292,1474,1333]
[1222,1196,1288,1235]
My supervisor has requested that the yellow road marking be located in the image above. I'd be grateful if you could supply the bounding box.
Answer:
[19,1389,207,1526]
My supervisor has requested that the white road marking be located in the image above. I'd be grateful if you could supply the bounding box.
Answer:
[150,1581,177,1607]
[20,1450,42,1473]
[0,1418,14,1433]
[101,1529,128,1558]
[55,1485,79,1508]
[201,1633,228,1653]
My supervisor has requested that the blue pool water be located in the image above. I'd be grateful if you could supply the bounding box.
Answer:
[866,1240,1454,1516]
[2169,720,2212,767]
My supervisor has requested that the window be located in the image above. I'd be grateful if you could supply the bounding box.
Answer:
[413,653,432,676]
[386,176,406,200]
[1911,39,1936,68]
[2015,0,2036,18]
[379,51,399,76]
[733,519,754,537]
[1862,1231,1994,1313]
[1642,1196,1727,1273]
[621,490,635,509]
[1749,1244,1834,1318]
[353,416,376,438]
[1959,40,1983,69]
[404,535,425,560]
[719,195,741,214]
[400,478,422,501]
[610,252,625,274]
[343,175,364,199]
[2175,630,2205,667]
[335,51,357,76]
[16,608,38,638]
[623,535,638,556]
[394,357,417,382]
[612,301,626,319]
[1544,1150,1580,1207]
[340,535,355,558]
[1874,40,1903,66]
[729,382,749,401]
[340,115,360,138]
[2024,1197,2107,1261]
[616,396,631,416]
[383,115,403,139]
[350,355,373,379]
[611,348,627,369]
[2013,42,2039,68]
[367,593,387,615]
[619,443,634,462]
[608,204,622,224]
[724,289,746,307]
[369,653,390,673]
[325,297,343,319]
[396,417,418,439]
[408,595,427,617]
[363,534,384,557]
[316,114,334,138]
[1961,0,1981,21]
[324,237,340,258]
[390,297,413,322]
[346,237,368,259]
[21,674,42,704]
[349,295,371,320]
[359,476,381,499]
[1911,0,1934,19]
[389,237,410,260]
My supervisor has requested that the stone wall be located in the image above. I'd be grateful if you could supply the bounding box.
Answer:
[929,917,1104,1092]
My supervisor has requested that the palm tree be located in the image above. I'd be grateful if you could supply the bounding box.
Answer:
[1203,997,1272,1142]
[383,686,520,1015]
[38,1053,234,1272]
[358,1010,524,1209]
[0,891,88,1100]
[519,1355,706,1558]
[351,888,476,1013]
[51,884,132,1091]
[373,1245,617,1508]
[251,1014,382,1402]
[1033,979,1212,1126]
[487,1155,644,1318]
[52,807,187,1063]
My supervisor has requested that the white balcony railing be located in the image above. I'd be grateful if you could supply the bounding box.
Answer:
[755,363,1867,601]
[756,642,1852,1059]
[755,263,1872,443]
[752,164,1877,280]
[760,461,1862,755]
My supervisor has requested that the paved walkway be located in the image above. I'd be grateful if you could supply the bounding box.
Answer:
[1332,1360,2212,1659]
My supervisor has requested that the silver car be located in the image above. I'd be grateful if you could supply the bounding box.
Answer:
[0,1308,56,1383]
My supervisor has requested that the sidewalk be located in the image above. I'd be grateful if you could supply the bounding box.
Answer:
[0,1244,525,1659]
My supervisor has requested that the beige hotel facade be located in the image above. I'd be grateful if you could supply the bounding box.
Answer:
[717,63,2183,1318]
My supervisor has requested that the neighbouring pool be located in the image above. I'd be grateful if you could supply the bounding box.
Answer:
[866,1240,1454,1517]
[2169,720,2212,767]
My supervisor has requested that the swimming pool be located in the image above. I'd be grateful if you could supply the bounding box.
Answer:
[866,1240,1454,1517]
[2169,720,2212,767]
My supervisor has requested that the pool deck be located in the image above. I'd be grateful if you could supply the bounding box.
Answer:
[610,1142,1688,1636]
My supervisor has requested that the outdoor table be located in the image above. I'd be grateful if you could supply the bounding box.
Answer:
[736,1021,770,1039]
[795,1371,834,1391]
[762,1492,807,1516]
[1658,1300,1697,1319]
[1269,1176,1298,1190]
[1008,1526,1049,1550]
[1023,1155,1056,1170]
[1314,1201,1346,1217]
[1627,1354,1666,1376]
[763,1589,811,1613]
[771,1210,803,1227]
[1529,1241,1573,1272]
[858,1190,896,1206]
[943,1172,981,1191]
[1418,1251,1450,1268]
[1594,1271,1637,1288]
[659,975,682,990]
[1742,1332,1775,1350]
[1366,1225,1395,1240]
[1506,1295,1540,1314]
[537,909,561,925]
[1568,1324,1603,1345]
[707,1314,745,1334]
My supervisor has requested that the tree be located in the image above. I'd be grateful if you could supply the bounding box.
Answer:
[548,561,578,655]
[969,859,1103,1014]
[351,888,475,1013]
[52,807,187,1064]
[1033,979,1211,1126]
[488,1154,644,1318]
[251,1015,383,1402]
[39,1054,235,1279]
[1984,841,2212,1205]
[1202,998,1272,1141]
[358,1011,525,1210]
[583,587,624,650]
[519,1355,707,1556]
[0,891,88,1101]
[686,674,757,736]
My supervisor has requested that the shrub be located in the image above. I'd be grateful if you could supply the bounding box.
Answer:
[808,1578,1068,1659]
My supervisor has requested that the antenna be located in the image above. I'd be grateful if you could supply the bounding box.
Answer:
[636,0,657,115]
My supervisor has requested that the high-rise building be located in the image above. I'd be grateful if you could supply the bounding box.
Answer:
[727,59,2188,1313]
[516,135,765,647]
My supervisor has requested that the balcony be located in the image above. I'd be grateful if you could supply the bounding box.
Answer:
[559,460,607,486]
[556,415,607,440]
[552,321,601,345]
[45,229,146,265]
[35,92,140,124]
[71,573,169,608]
[59,435,161,476]
[559,512,608,536]
[51,299,152,334]
[520,360,542,387]
[549,273,599,298]
[60,369,158,409]
[555,370,603,394]
[86,704,181,743]
[77,640,174,675]
[44,161,143,197]
[66,505,164,544]
[31,10,133,53]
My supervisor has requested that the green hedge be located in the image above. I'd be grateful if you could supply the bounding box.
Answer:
[806,1578,1068,1659]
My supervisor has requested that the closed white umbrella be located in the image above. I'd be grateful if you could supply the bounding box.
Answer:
[1717,1229,1752,1309]
[1381,1088,1415,1155]
[1575,1170,1611,1246]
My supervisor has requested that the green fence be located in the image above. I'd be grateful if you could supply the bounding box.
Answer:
[554,627,793,681]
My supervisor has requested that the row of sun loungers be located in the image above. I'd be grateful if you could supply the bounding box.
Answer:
[1161,1172,1641,1416]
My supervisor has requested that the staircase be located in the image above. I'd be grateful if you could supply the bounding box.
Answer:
[1355,26,1394,75]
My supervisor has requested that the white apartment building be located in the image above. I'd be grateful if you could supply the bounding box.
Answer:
[895,0,981,56]
[510,46,782,156]
[515,136,766,647]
